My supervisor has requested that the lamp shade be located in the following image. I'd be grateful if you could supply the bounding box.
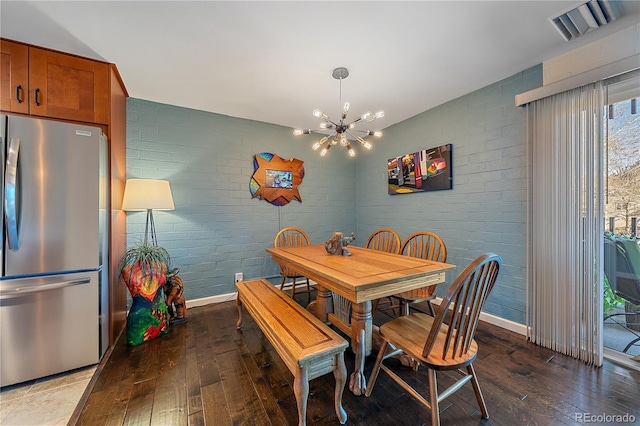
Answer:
[122,179,175,211]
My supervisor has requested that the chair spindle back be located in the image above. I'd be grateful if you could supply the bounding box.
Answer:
[274,227,310,277]
[365,228,401,254]
[401,231,447,262]
[423,253,502,360]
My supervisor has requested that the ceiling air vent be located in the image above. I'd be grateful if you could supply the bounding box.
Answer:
[549,0,621,41]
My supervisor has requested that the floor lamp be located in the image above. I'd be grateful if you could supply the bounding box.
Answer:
[122,179,175,246]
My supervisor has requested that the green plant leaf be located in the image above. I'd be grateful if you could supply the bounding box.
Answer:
[119,240,171,281]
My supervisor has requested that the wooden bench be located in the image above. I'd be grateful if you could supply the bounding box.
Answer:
[236,278,348,426]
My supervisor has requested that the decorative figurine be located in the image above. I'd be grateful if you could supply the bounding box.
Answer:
[325,232,356,256]
[163,268,187,325]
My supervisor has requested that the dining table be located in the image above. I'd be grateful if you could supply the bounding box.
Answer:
[266,243,456,395]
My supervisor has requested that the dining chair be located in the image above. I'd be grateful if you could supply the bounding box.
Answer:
[365,253,502,426]
[365,228,401,254]
[274,227,313,303]
[394,231,447,317]
[366,228,402,318]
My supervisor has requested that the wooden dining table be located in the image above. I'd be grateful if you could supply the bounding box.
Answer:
[266,243,455,395]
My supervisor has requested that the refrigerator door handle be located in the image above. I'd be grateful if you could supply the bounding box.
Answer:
[4,136,21,250]
[0,277,91,296]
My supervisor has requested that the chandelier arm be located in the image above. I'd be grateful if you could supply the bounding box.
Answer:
[344,130,362,139]
[347,129,377,135]
[304,127,380,139]
[299,127,341,135]
[318,132,337,146]
[345,117,362,127]
[325,132,337,144]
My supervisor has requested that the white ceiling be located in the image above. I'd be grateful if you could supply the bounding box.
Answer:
[2,1,639,134]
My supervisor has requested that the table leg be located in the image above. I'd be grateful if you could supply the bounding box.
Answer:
[315,285,333,323]
[348,329,366,395]
[348,301,372,396]
[351,301,372,355]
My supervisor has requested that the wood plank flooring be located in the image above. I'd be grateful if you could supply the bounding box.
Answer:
[71,298,640,425]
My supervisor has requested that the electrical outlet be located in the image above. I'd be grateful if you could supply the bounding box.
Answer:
[235,272,243,283]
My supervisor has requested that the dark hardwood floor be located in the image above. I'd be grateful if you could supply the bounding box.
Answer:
[72,297,640,426]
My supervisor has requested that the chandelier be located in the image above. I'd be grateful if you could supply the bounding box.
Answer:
[293,67,384,158]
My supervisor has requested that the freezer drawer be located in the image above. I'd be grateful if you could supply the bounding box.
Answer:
[0,271,99,387]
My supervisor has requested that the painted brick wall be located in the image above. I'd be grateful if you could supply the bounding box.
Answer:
[126,99,356,300]
[126,64,542,324]
[356,65,543,324]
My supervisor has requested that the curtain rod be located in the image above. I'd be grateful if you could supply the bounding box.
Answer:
[515,54,640,107]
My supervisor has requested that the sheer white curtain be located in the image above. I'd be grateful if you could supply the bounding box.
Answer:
[527,81,604,366]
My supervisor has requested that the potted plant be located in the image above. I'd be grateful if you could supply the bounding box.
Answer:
[119,240,171,345]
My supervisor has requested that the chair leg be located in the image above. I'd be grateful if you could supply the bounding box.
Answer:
[403,299,410,316]
[305,278,311,304]
[426,300,435,316]
[280,276,299,299]
[467,364,489,419]
[279,275,287,292]
[364,341,388,397]
[373,297,400,319]
[427,369,440,426]
[392,298,401,318]
[396,300,421,370]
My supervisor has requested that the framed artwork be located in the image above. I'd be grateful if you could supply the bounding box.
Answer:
[250,152,304,206]
[388,144,452,195]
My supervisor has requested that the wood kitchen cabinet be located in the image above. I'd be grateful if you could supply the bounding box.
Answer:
[1,37,128,351]
[1,40,29,114]
[1,38,109,124]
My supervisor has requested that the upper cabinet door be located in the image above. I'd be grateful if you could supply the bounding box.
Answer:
[29,47,110,124]
[0,40,29,114]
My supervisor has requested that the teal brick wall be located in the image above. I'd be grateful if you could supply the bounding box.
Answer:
[126,64,542,324]
[126,99,356,299]
[356,65,543,324]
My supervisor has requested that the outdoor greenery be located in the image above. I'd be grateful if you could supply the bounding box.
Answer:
[603,274,626,316]
[605,99,640,235]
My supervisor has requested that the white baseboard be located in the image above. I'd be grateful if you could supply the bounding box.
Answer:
[185,288,527,337]
[479,310,527,336]
[187,280,311,309]
[431,297,527,336]
[187,292,237,309]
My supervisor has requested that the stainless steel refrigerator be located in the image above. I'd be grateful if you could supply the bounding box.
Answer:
[0,114,108,388]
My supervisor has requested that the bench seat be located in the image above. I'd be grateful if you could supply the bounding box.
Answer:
[236,278,348,426]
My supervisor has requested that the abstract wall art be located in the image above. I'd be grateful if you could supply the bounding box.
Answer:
[250,152,304,206]
[388,144,452,195]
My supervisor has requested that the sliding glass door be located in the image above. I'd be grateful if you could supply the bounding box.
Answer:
[602,72,640,365]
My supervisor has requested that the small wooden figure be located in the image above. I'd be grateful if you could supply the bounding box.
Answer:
[164,268,187,325]
[325,232,356,256]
